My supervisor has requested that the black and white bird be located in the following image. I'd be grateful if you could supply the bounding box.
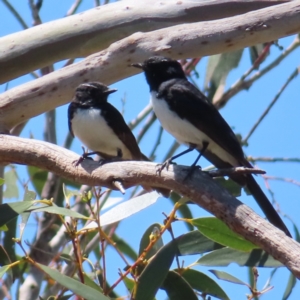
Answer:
[68,82,169,197]
[132,56,290,236]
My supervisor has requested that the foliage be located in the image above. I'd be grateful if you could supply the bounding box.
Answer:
[0,1,299,300]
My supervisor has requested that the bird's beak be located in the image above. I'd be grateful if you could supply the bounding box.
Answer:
[131,62,144,69]
[106,88,117,95]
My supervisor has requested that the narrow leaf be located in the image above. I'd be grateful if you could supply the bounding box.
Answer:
[37,263,109,300]
[210,269,249,286]
[135,240,177,300]
[3,169,19,199]
[0,265,11,279]
[139,223,163,259]
[161,270,198,300]
[19,187,36,240]
[82,191,161,230]
[282,273,296,300]
[27,205,91,220]
[176,230,223,256]
[196,248,282,267]
[27,166,47,197]
[0,201,35,227]
[179,269,229,300]
[191,217,258,251]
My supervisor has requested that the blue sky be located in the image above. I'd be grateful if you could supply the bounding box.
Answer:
[1,1,300,299]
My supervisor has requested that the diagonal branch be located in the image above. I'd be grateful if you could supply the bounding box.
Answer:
[0,0,288,83]
[0,1,299,132]
[0,134,299,278]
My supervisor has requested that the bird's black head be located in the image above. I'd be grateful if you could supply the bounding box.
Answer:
[132,56,186,91]
[73,82,117,106]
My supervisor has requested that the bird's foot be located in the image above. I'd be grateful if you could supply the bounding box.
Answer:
[72,147,94,167]
[156,158,174,175]
[184,164,201,181]
[73,154,93,167]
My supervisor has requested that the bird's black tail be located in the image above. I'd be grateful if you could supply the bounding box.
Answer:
[245,174,291,237]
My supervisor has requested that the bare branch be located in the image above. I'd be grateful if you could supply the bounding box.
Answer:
[0,1,299,132]
[0,0,288,83]
[215,34,300,108]
[248,156,300,163]
[0,134,299,278]
[208,166,266,177]
[243,66,300,143]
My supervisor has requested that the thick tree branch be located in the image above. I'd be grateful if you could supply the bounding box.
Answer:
[0,1,299,132]
[0,0,288,83]
[0,134,299,278]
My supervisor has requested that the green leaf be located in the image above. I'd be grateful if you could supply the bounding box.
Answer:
[82,273,102,292]
[36,263,109,300]
[19,187,36,240]
[214,178,241,197]
[0,178,4,186]
[0,265,11,279]
[176,230,223,256]
[123,276,135,294]
[82,191,161,230]
[196,247,282,267]
[134,240,177,300]
[0,201,35,227]
[3,169,19,199]
[27,205,90,220]
[161,270,198,300]
[282,273,296,300]
[112,233,138,261]
[27,166,48,197]
[139,223,163,259]
[179,269,229,300]
[205,49,243,99]
[210,269,249,286]
[191,217,258,251]
[0,224,8,231]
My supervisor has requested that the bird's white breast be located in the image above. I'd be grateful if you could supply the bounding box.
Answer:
[71,108,132,159]
[150,92,238,166]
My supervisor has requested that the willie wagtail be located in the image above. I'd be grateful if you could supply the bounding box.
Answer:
[68,82,169,197]
[132,56,290,237]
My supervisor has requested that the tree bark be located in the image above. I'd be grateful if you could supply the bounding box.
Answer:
[0,1,299,132]
[0,0,288,83]
[1,134,299,278]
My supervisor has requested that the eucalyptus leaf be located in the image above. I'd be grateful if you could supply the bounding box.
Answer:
[210,269,249,286]
[82,191,161,230]
[191,217,258,251]
[161,270,198,300]
[37,263,109,300]
[180,269,229,300]
[196,247,282,268]
[134,240,177,300]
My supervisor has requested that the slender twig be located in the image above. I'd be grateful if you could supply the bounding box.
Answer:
[208,166,265,178]
[29,0,42,26]
[248,156,300,163]
[149,126,163,161]
[215,34,300,108]
[243,66,299,143]
[94,0,100,6]
[136,112,156,143]
[128,103,152,130]
[66,0,82,16]
[262,175,300,187]
[2,0,28,29]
